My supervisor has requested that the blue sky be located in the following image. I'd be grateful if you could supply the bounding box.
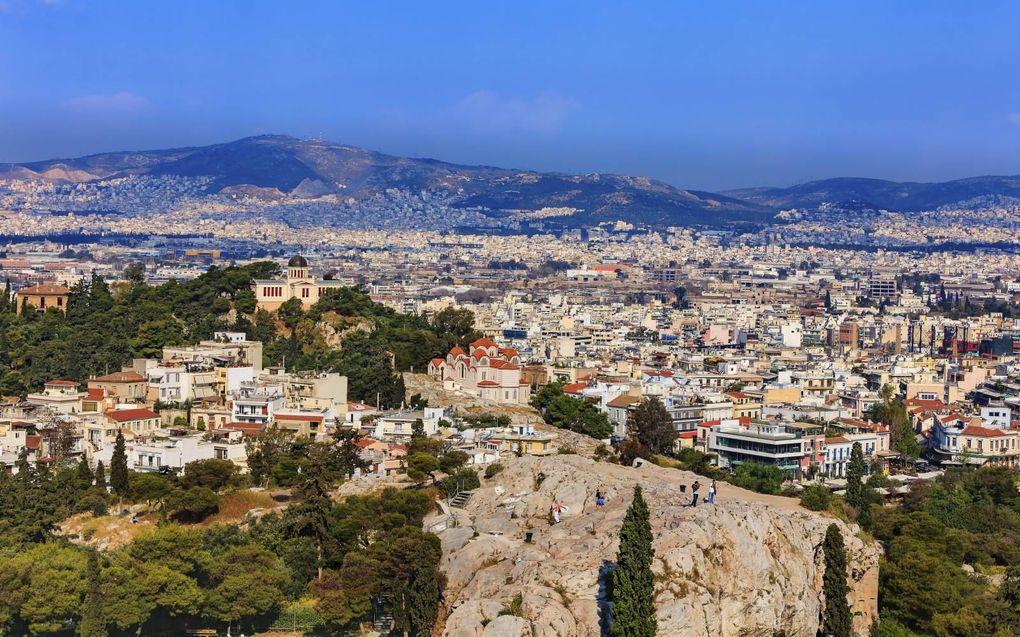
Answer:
[2,0,1020,190]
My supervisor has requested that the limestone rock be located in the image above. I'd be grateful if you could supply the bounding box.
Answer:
[436,454,880,637]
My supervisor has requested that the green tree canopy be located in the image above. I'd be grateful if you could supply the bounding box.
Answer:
[610,485,656,637]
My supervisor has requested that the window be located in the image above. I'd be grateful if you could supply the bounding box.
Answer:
[302,287,310,298]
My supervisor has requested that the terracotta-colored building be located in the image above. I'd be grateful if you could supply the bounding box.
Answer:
[16,283,70,314]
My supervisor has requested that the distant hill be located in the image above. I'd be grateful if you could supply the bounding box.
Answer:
[2,135,772,228]
[724,175,1020,211]
[10,136,1020,227]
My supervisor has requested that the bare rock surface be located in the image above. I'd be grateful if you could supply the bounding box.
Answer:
[435,454,879,637]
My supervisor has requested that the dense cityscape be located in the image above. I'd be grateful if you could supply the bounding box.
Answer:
[6,2,1020,636]
[0,213,1018,634]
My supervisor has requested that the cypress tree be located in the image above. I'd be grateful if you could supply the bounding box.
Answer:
[610,485,657,637]
[94,461,107,491]
[845,442,866,520]
[76,456,94,491]
[79,549,107,637]
[821,524,852,637]
[110,432,130,497]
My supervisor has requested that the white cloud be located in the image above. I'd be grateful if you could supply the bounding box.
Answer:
[453,90,577,135]
[63,91,149,112]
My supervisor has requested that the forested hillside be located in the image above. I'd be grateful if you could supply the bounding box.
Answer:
[0,263,479,408]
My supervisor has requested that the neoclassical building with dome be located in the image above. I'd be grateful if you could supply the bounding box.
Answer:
[253,255,347,311]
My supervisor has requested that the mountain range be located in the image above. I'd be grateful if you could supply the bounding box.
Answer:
[4,135,1020,227]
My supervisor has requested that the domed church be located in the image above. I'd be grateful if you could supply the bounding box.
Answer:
[253,255,346,311]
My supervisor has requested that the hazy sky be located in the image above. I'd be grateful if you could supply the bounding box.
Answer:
[2,0,1020,190]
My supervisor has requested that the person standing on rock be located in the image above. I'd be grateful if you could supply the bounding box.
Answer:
[595,489,606,508]
[552,501,563,524]
[689,480,701,507]
[706,480,717,505]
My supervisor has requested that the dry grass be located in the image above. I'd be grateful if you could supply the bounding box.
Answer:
[202,489,281,526]
[58,510,156,549]
[59,489,286,548]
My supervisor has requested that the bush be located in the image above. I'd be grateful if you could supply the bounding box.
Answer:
[676,447,720,477]
[730,462,785,495]
[484,463,504,479]
[164,487,220,522]
[866,472,890,489]
[799,483,832,511]
[439,468,480,497]
[181,458,236,491]
[76,489,109,517]
[593,444,617,463]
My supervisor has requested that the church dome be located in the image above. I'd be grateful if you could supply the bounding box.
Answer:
[287,255,308,268]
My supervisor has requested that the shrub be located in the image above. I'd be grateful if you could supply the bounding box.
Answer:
[498,592,524,617]
[181,458,236,491]
[800,483,832,511]
[439,468,481,497]
[164,487,220,522]
[593,444,617,463]
[730,462,785,495]
[484,463,504,479]
[76,489,109,517]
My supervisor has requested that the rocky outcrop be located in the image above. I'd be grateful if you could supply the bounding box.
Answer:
[435,455,879,637]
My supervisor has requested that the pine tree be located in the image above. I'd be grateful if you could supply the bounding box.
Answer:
[610,485,657,637]
[79,549,107,637]
[821,524,852,637]
[110,432,130,497]
[94,461,107,491]
[631,398,677,455]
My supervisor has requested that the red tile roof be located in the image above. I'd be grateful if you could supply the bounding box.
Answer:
[84,388,106,401]
[962,425,1005,438]
[607,394,641,408]
[470,338,497,348]
[19,283,70,295]
[275,413,325,422]
[104,408,159,422]
[477,380,499,387]
[488,359,520,370]
[92,371,146,383]
[562,382,588,394]
[216,422,264,436]
[45,380,79,387]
